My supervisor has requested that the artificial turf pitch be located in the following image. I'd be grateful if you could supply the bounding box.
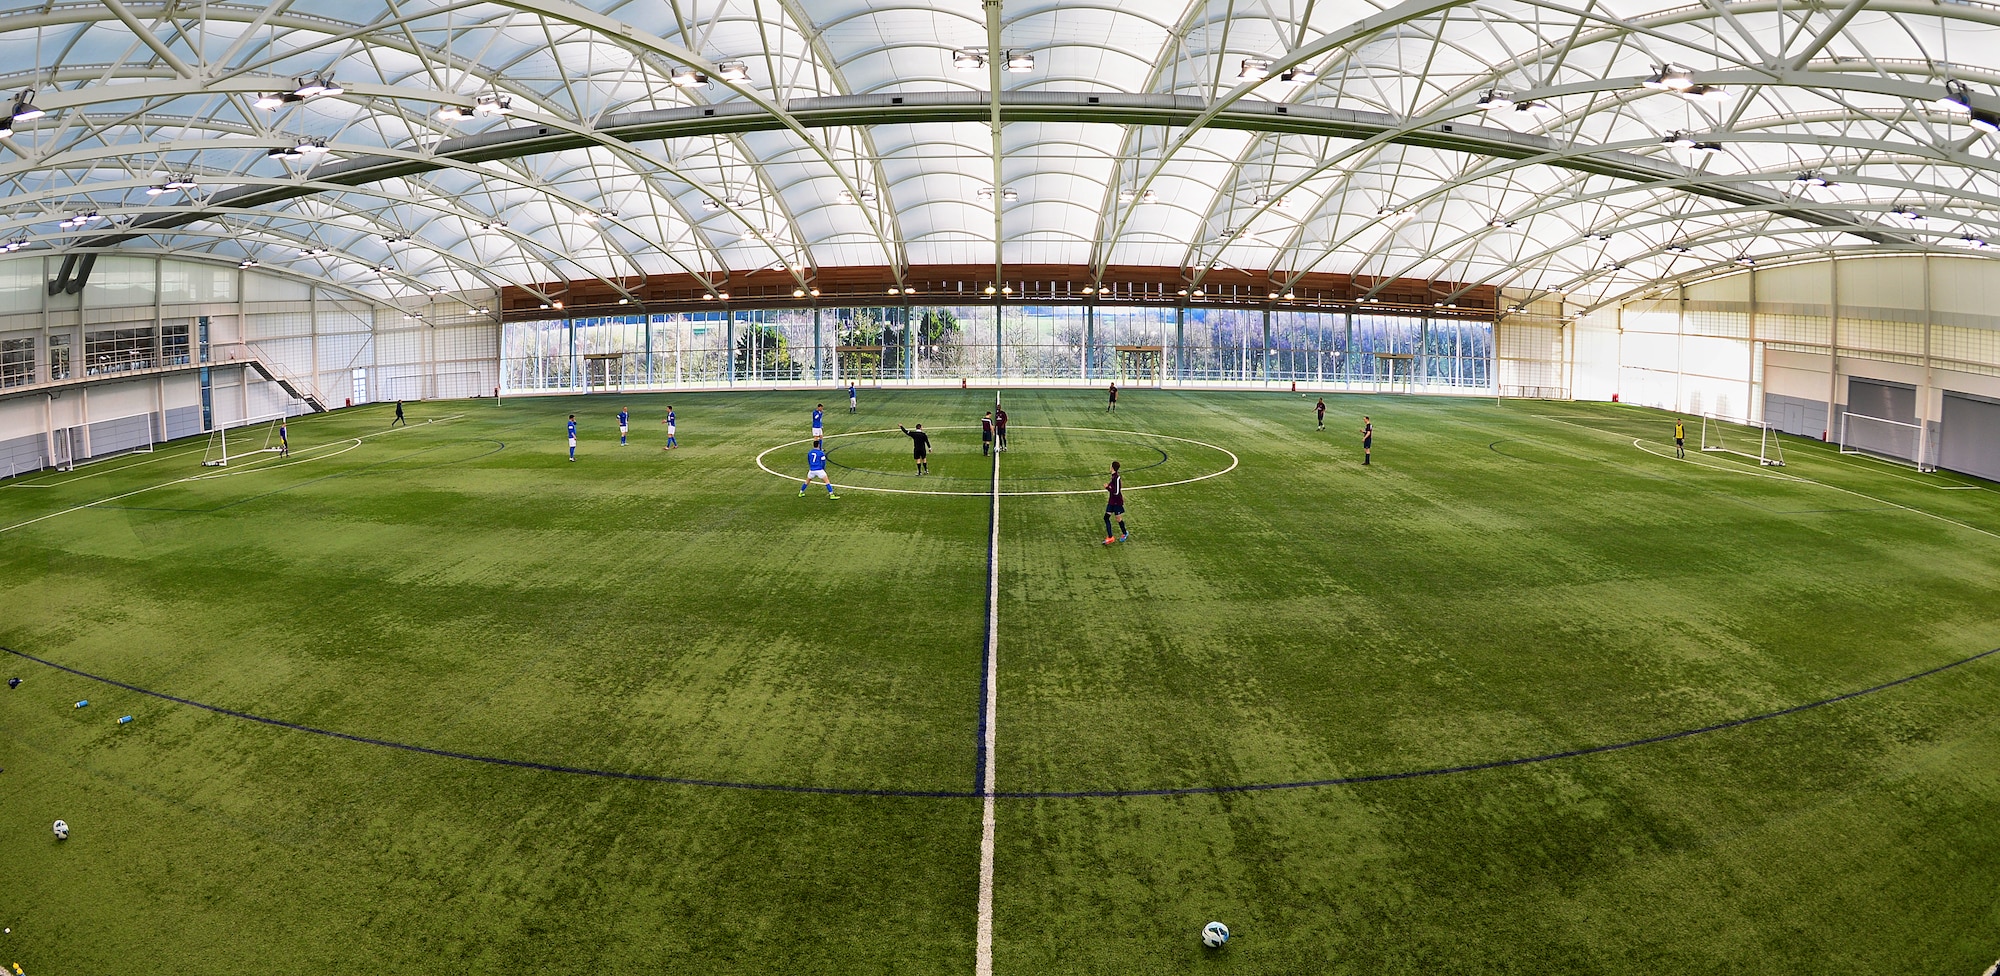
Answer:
[3,388,1998,974]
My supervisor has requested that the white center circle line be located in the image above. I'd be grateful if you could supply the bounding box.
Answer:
[752,425,1239,497]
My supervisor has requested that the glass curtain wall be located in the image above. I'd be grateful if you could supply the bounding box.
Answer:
[499,305,1495,394]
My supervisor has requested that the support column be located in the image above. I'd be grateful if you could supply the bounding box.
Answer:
[1174,305,1184,385]
[1747,265,1759,423]
[1920,254,1935,470]
[1826,258,1840,440]
[1083,303,1094,382]
[726,310,736,387]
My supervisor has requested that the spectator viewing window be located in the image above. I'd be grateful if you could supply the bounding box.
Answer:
[84,326,158,374]
[1,336,34,388]
[49,333,71,381]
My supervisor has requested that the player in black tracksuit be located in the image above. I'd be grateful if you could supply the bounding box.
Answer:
[900,423,931,475]
[980,412,995,457]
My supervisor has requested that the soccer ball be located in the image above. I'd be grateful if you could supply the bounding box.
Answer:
[52,819,69,841]
[1201,921,1230,948]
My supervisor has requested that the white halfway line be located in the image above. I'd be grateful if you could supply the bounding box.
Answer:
[975,401,1001,976]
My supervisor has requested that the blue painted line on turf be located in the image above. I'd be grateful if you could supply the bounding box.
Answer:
[6,643,1994,801]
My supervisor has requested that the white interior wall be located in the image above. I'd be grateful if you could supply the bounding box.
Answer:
[0,254,500,478]
[1572,254,2000,475]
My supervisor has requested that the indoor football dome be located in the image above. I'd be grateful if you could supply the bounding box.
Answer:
[4,2,2000,974]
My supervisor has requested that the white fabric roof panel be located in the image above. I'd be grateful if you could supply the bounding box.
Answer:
[2,0,1999,309]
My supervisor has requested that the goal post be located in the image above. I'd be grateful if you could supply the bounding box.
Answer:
[1838,412,1931,471]
[1699,414,1786,466]
[201,413,289,468]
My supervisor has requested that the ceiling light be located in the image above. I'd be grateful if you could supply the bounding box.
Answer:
[1586,231,1611,242]
[793,287,806,298]
[293,76,340,98]
[8,90,45,123]
[1641,63,1695,91]
[1973,110,2000,134]
[552,300,564,309]
[1477,89,1515,112]
[809,288,820,297]
[1176,288,1188,296]
[702,196,723,211]
[617,297,630,305]
[1001,188,1018,203]
[1955,235,1990,249]
[671,68,709,88]
[1000,285,1013,295]
[437,104,470,122]
[1282,290,1296,300]
[953,48,986,71]
[1514,98,1556,116]
[1280,67,1317,84]
[1662,129,1698,149]
[1140,189,1157,204]
[255,92,294,110]
[1118,188,1135,203]
[716,61,750,82]
[1489,217,1514,228]
[1080,285,1095,294]
[1004,50,1035,72]
[887,287,901,295]
[1938,80,1974,111]
[1891,206,1925,221]
[1680,84,1730,102]
[1237,58,1272,82]
[716,292,729,300]
[1735,255,1756,266]
[983,285,997,295]
[838,190,854,204]
[1692,141,1725,154]
[473,93,512,116]
[1666,244,1691,254]
[978,187,995,202]
[1795,172,1832,188]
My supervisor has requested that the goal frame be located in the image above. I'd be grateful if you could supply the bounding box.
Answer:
[1699,414,1787,467]
[1837,412,1933,472]
[201,414,289,468]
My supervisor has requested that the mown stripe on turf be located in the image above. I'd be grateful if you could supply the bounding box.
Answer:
[6,643,1993,800]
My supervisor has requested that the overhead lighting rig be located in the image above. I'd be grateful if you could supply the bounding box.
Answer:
[0,90,45,137]
[268,137,330,160]
[255,75,343,110]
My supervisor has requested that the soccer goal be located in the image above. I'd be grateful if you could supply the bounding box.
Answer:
[201,414,287,467]
[1699,414,1786,466]
[1838,412,1931,471]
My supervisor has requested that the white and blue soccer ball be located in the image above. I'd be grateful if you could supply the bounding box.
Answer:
[1201,921,1230,948]
[52,819,69,841]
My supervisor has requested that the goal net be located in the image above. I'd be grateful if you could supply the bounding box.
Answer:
[201,415,287,467]
[1838,412,1930,471]
[1699,414,1786,466]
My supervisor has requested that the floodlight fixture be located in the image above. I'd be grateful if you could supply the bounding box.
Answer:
[702,196,723,211]
[671,68,709,88]
[793,287,807,298]
[1795,172,1832,188]
[1938,80,1974,111]
[1004,50,1035,72]
[983,284,997,295]
[1973,110,2000,134]
[1692,141,1725,154]
[1237,58,1272,82]
[1735,255,1756,266]
[1641,63,1696,91]
[1666,244,1691,254]
[1955,235,1990,249]
[953,48,987,71]
[1477,89,1515,112]
[1000,285,1013,295]
[473,93,512,116]
[1891,206,1925,221]
[8,90,44,123]
[293,76,340,98]
[1080,285,1095,294]
[1001,188,1018,203]
[978,186,995,202]
[717,61,750,82]
[1681,84,1730,102]
[1585,231,1611,242]
[1662,129,1698,149]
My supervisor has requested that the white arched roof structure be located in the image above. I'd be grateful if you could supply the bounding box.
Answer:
[3,0,1998,311]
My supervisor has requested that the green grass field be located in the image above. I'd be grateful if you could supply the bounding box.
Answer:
[4,388,1999,974]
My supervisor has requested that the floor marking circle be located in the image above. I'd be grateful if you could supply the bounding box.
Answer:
[753,425,1239,496]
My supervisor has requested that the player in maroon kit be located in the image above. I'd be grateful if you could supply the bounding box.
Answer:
[1102,460,1127,545]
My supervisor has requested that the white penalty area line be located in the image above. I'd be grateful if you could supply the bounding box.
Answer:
[975,409,1001,976]
[1535,415,2000,543]
[0,415,467,536]
[751,425,1239,497]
